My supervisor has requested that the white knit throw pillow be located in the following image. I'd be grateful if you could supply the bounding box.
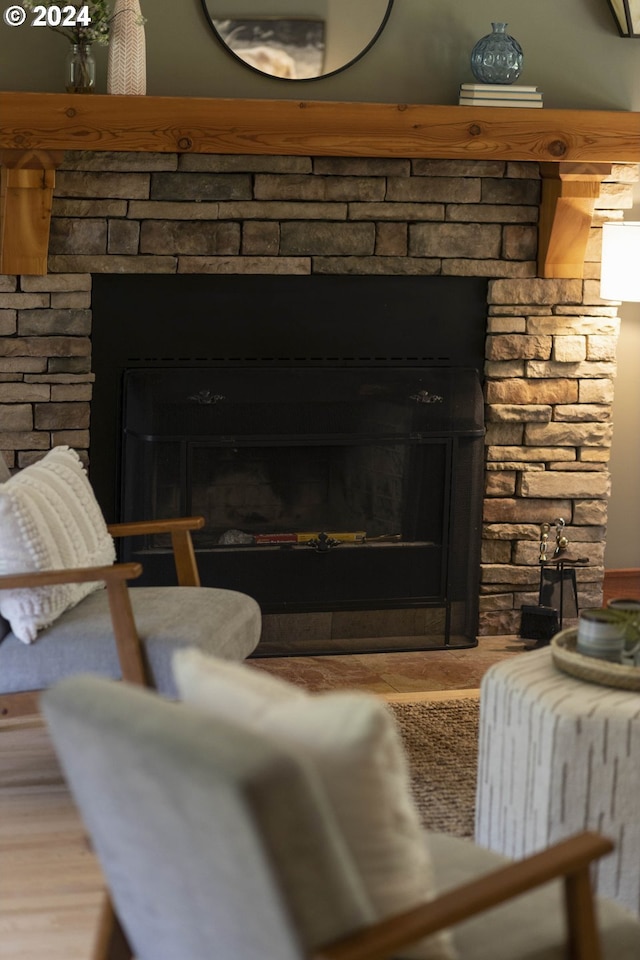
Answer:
[0,447,116,643]
[173,649,456,960]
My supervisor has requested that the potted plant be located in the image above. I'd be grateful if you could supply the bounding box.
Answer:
[607,598,640,664]
[577,600,640,664]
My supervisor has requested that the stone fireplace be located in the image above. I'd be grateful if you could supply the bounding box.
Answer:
[0,146,636,649]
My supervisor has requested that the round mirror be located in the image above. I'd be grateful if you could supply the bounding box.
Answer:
[200,1,394,81]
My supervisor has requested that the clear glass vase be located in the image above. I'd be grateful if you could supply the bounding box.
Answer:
[66,42,96,94]
[470,23,523,85]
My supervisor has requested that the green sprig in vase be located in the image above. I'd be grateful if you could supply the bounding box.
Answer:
[21,0,110,93]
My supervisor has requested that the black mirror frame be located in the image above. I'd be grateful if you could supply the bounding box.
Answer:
[199,0,395,82]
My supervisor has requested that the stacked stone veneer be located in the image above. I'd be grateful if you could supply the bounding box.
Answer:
[0,150,638,636]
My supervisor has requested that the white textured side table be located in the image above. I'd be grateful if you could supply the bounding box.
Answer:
[475,647,640,916]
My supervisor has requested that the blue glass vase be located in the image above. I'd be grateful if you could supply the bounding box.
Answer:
[470,22,523,85]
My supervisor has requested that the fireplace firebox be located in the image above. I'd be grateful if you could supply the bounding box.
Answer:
[90,274,487,654]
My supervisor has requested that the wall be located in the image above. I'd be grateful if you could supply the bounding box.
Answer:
[1,0,639,574]
[1,0,640,108]
[605,199,640,569]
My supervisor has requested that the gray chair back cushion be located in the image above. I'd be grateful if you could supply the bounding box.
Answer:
[42,675,374,960]
[0,586,260,695]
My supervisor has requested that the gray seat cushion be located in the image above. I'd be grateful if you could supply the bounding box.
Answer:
[429,832,640,960]
[0,586,260,696]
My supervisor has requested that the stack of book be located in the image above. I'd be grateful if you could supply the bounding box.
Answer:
[458,83,543,108]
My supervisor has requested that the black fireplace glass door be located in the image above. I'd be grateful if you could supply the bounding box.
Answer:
[122,432,448,609]
[187,440,445,548]
[118,365,483,613]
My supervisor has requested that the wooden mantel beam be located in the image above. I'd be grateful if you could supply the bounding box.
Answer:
[1,92,639,276]
[1,93,639,162]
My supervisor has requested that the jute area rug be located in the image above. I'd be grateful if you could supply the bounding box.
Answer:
[386,696,480,839]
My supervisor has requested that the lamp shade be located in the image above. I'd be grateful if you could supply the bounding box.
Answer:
[606,0,640,36]
[600,222,640,302]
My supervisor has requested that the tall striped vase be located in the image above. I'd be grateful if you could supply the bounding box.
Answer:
[107,0,146,95]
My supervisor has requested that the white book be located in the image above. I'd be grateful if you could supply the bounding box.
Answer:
[458,97,544,108]
[459,89,542,101]
[460,82,539,92]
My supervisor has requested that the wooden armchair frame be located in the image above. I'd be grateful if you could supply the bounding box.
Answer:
[315,832,612,960]
[93,831,613,960]
[0,516,204,718]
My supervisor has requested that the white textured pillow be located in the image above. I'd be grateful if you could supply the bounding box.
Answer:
[174,649,307,712]
[173,649,455,960]
[0,447,116,643]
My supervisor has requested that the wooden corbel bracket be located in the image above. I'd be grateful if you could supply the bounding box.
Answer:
[0,148,64,276]
[538,162,612,279]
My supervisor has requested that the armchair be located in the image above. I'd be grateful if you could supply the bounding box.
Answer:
[41,675,640,960]
[0,451,260,718]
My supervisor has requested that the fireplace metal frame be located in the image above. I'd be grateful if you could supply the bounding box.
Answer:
[90,273,487,652]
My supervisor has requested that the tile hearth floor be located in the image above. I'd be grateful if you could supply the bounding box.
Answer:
[249,634,523,696]
[248,569,640,697]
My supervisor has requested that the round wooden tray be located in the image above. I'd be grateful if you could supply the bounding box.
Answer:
[551,627,640,691]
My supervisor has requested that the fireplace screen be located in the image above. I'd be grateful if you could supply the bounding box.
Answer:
[120,365,484,640]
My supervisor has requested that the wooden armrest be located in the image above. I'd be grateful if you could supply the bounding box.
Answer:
[0,563,146,686]
[107,517,205,537]
[314,831,613,960]
[0,563,142,590]
[92,895,134,960]
[107,517,204,587]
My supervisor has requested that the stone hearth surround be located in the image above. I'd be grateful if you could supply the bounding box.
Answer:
[0,151,638,638]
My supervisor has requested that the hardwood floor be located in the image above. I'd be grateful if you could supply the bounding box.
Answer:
[0,718,104,960]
